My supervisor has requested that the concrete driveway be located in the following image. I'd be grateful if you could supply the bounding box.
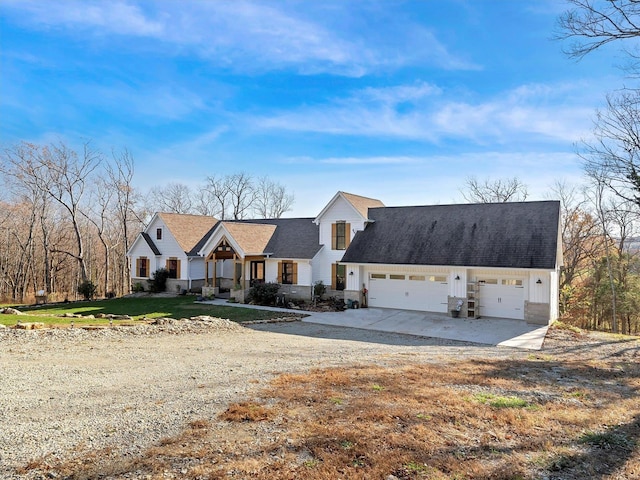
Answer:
[302,307,549,350]
[200,299,548,350]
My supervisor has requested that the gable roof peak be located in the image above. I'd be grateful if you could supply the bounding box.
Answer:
[315,191,385,223]
[154,212,218,255]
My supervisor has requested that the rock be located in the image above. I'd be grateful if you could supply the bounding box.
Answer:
[0,324,6,328]
[112,314,132,320]
[84,315,95,319]
[15,322,45,330]
[2,307,24,315]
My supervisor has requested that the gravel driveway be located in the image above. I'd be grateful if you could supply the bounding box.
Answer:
[1,318,637,479]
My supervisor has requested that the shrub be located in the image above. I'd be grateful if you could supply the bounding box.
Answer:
[247,282,280,305]
[77,280,97,300]
[132,282,145,293]
[148,268,170,293]
[313,280,326,299]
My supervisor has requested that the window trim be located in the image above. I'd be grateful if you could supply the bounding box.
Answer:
[156,228,162,240]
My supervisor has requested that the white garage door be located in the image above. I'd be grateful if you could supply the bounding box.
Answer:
[368,273,448,312]
[478,277,525,320]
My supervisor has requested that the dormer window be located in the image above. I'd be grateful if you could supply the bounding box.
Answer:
[332,221,350,250]
[156,228,162,240]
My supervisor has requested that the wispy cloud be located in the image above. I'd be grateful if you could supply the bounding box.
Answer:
[253,81,594,144]
[0,0,478,76]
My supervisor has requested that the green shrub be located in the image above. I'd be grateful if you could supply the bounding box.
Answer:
[148,268,170,293]
[132,282,145,293]
[247,282,280,305]
[313,280,326,299]
[77,280,97,300]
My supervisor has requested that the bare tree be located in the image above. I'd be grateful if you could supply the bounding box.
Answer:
[557,0,640,62]
[252,176,295,218]
[106,149,139,294]
[580,90,640,208]
[198,175,229,219]
[227,172,255,220]
[148,182,194,214]
[461,176,528,203]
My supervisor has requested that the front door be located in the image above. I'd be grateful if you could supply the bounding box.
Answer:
[250,261,265,287]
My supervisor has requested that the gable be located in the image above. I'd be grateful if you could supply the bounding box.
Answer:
[155,213,218,255]
[341,201,561,270]
[314,191,384,224]
[199,218,321,259]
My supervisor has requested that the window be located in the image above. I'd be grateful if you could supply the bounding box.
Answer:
[332,263,346,290]
[370,273,386,279]
[167,258,179,279]
[250,261,265,287]
[331,222,350,250]
[136,257,148,278]
[479,278,498,285]
[390,274,405,280]
[156,228,162,240]
[502,279,523,286]
[282,262,294,284]
[429,275,447,283]
[409,275,425,281]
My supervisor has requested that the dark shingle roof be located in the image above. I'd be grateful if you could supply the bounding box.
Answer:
[341,201,560,269]
[227,218,321,259]
[141,232,161,255]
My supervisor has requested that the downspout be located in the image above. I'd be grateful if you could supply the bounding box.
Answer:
[187,257,192,291]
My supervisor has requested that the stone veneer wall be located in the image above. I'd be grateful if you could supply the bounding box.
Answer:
[447,296,468,318]
[525,301,551,325]
[278,284,312,301]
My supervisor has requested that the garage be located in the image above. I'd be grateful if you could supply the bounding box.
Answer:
[478,277,525,320]
[367,273,448,312]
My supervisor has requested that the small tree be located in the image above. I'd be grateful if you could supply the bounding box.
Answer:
[77,280,97,300]
[313,280,327,299]
[148,268,170,293]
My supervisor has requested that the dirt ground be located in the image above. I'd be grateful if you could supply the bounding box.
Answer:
[0,320,638,479]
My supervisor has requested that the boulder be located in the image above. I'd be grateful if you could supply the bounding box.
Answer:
[2,307,24,315]
[15,322,45,330]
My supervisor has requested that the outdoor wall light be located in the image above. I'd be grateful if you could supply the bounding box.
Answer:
[349,271,354,276]
[536,278,542,284]
[455,275,460,280]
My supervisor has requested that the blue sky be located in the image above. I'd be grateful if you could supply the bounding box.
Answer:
[0,0,621,216]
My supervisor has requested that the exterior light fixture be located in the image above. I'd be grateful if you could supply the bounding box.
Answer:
[455,275,460,280]
[536,278,542,284]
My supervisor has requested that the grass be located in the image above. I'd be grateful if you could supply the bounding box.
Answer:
[33,356,640,480]
[0,295,290,327]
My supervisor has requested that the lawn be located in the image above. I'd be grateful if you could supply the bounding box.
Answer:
[0,295,286,327]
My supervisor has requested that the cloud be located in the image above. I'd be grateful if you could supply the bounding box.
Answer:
[0,0,478,76]
[253,81,595,144]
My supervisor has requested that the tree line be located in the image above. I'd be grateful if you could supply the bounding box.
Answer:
[0,141,294,303]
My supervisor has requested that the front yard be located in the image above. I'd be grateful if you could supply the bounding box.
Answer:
[0,295,285,327]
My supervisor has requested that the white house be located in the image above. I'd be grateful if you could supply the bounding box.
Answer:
[127,212,218,292]
[130,191,562,325]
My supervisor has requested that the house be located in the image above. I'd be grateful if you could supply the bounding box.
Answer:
[130,192,562,325]
[127,212,218,292]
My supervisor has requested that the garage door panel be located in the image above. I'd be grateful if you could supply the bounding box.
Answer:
[478,277,525,320]
[368,274,448,312]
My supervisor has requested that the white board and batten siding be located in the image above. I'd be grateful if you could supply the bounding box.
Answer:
[263,259,313,286]
[145,216,189,279]
[313,195,368,286]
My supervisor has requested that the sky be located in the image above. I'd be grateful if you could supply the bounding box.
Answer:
[0,0,624,216]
